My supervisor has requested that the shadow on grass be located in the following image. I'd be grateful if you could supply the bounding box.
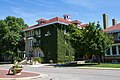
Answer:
[48,63,97,67]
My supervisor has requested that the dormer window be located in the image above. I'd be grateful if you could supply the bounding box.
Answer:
[36,18,47,25]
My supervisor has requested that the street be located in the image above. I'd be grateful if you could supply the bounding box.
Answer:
[0,64,120,80]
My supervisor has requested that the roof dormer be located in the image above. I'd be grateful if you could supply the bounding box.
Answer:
[36,18,47,25]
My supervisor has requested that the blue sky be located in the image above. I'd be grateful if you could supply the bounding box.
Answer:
[0,0,120,27]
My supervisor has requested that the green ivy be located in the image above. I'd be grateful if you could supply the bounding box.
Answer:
[33,23,74,63]
[57,24,75,63]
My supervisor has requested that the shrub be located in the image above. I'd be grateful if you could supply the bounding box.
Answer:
[33,57,41,63]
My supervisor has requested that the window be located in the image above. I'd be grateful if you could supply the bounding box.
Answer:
[118,33,120,40]
[64,29,66,34]
[34,29,41,37]
[38,29,41,35]
[35,29,41,37]
[45,30,51,36]
[118,45,120,55]
[29,40,33,46]
[112,46,117,55]
[106,48,110,55]
[29,30,33,36]
[112,60,118,63]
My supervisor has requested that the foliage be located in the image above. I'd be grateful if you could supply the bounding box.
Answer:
[66,24,84,60]
[0,16,27,61]
[38,23,74,63]
[33,57,41,63]
[13,56,22,62]
[38,24,58,63]
[11,60,23,75]
[13,60,23,68]
[82,22,112,64]
[57,27,75,63]
[67,23,113,64]
[82,22,112,56]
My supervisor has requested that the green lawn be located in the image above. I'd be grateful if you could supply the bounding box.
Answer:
[0,62,11,64]
[56,63,120,68]
[86,63,120,68]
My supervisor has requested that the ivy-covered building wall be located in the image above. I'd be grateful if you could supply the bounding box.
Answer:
[40,24,57,63]
[24,23,74,63]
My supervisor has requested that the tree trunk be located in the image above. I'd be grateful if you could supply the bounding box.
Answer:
[97,55,101,65]
[11,54,14,64]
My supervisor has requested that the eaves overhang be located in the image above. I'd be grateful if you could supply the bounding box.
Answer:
[23,21,68,32]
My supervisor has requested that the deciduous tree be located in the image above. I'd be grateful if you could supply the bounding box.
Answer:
[0,16,27,62]
[67,23,112,64]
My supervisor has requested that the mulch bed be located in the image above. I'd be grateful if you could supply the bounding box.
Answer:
[0,69,40,78]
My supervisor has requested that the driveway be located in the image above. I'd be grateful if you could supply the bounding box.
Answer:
[0,64,120,80]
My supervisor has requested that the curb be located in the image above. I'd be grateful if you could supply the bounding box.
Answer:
[0,74,40,80]
[78,67,120,70]
[0,69,48,80]
[0,73,48,80]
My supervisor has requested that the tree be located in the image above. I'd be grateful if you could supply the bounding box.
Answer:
[57,28,75,63]
[0,16,27,62]
[82,22,112,64]
[67,23,112,64]
[66,24,84,60]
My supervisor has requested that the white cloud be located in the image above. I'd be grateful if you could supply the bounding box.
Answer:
[10,7,35,18]
[62,0,96,9]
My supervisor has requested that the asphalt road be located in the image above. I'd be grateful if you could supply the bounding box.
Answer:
[0,64,120,80]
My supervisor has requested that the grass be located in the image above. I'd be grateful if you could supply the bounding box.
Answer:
[54,63,120,68]
[87,63,120,68]
[0,62,11,64]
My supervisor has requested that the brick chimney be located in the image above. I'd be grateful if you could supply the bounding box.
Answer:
[112,19,117,26]
[103,14,108,29]
[63,14,72,21]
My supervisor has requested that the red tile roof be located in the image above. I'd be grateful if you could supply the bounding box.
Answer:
[23,17,71,31]
[23,17,86,31]
[71,20,81,24]
[48,17,70,24]
[104,23,120,32]
[36,18,47,22]
[80,24,88,28]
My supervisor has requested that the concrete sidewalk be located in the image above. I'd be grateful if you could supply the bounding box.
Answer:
[0,69,42,80]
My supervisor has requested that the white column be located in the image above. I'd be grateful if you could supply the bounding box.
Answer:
[110,47,112,55]
[116,46,119,55]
